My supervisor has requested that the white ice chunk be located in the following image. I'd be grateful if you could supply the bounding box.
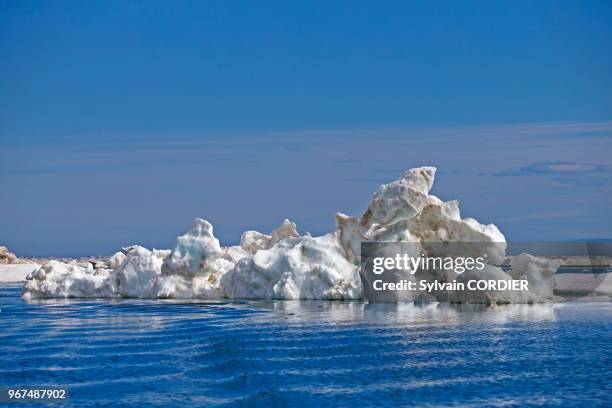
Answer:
[23,260,113,299]
[510,253,561,299]
[449,265,541,304]
[222,232,361,300]
[240,219,300,255]
[155,257,235,299]
[109,251,126,269]
[362,166,436,228]
[161,218,222,277]
[240,230,271,255]
[377,198,507,266]
[270,219,300,244]
[335,213,364,264]
[110,246,168,298]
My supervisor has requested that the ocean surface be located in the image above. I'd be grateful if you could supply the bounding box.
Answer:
[1,283,611,407]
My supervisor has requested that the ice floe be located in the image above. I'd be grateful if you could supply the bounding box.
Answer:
[23,260,113,299]
[22,166,565,303]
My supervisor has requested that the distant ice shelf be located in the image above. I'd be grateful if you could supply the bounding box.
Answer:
[0,264,40,283]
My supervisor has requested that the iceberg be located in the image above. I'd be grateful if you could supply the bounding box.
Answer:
[22,166,558,303]
[240,219,300,255]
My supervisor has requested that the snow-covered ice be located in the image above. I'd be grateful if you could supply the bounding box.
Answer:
[23,260,113,299]
[221,232,361,300]
[22,166,566,303]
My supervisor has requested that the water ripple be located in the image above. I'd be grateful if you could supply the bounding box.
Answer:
[1,284,611,407]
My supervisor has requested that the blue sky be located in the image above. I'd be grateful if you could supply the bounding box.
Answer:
[1,1,611,255]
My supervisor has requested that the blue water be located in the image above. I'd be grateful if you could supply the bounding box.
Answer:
[1,284,611,407]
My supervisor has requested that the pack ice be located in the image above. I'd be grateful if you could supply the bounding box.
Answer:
[22,167,558,303]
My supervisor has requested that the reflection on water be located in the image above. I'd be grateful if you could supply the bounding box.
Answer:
[1,284,611,408]
[254,300,559,325]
